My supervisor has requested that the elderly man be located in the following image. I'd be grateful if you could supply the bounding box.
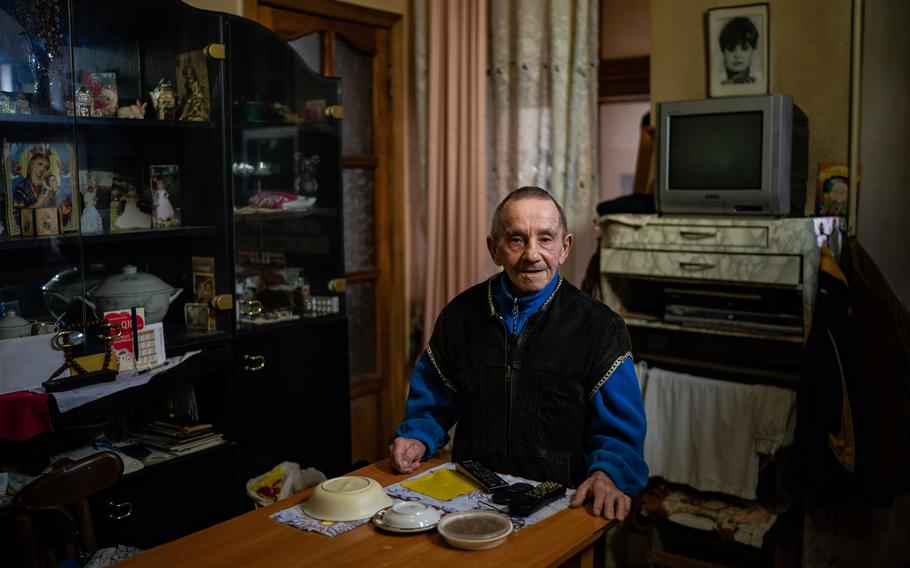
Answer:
[391,186,647,520]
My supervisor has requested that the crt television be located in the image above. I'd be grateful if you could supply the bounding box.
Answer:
[655,94,808,216]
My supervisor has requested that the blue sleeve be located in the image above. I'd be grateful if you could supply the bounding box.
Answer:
[394,352,458,459]
[585,357,649,496]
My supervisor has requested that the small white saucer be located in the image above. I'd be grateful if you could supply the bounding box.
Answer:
[372,505,442,534]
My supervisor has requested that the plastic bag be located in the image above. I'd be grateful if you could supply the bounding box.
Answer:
[246,461,326,507]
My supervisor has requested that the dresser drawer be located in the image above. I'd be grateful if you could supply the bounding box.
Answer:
[603,223,770,250]
[600,249,802,286]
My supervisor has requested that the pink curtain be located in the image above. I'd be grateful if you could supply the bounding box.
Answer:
[422,0,491,344]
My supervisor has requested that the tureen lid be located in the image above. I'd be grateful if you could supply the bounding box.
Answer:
[92,265,174,297]
[0,310,30,330]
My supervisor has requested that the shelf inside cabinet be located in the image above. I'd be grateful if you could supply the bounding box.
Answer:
[236,312,345,335]
[622,315,806,344]
[0,115,217,130]
[0,226,217,250]
[73,118,218,130]
[232,121,336,136]
[232,207,338,222]
[81,225,218,243]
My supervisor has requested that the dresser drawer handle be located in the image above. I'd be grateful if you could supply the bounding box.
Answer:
[108,501,133,520]
[679,261,715,271]
[243,354,266,372]
[678,231,717,240]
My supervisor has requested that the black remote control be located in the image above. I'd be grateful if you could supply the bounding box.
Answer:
[509,481,566,517]
[455,460,509,493]
[491,482,534,505]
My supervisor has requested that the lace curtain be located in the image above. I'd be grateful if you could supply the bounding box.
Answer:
[488,0,600,282]
[409,0,599,347]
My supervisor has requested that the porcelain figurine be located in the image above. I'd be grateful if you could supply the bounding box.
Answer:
[150,79,177,120]
[75,87,94,117]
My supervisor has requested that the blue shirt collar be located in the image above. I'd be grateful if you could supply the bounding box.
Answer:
[494,271,560,317]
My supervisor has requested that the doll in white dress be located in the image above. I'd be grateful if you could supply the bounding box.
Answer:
[80,185,103,233]
[153,178,176,225]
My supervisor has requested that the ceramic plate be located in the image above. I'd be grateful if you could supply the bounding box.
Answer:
[372,506,441,534]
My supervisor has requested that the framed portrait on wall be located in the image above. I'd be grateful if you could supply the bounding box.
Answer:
[706,3,769,97]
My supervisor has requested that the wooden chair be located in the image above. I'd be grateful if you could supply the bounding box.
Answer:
[15,451,124,568]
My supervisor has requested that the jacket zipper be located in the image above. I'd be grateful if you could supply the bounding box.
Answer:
[505,295,521,473]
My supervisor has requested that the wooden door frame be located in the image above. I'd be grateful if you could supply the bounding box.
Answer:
[248,0,409,459]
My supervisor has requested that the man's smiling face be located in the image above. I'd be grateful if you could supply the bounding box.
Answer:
[487,197,572,295]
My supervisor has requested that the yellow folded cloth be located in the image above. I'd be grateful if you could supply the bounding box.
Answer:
[401,468,479,501]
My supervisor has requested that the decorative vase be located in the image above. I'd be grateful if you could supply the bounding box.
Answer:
[27,49,52,112]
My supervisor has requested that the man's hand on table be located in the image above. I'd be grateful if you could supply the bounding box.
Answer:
[389,437,426,473]
[569,470,631,520]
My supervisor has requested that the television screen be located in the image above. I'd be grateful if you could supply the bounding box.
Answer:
[668,112,763,190]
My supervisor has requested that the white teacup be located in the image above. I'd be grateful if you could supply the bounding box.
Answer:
[382,501,441,529]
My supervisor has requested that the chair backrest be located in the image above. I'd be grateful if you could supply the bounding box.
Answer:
[15,451,124,568]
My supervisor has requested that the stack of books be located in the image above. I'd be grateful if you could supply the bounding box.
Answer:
[135,420,225,456]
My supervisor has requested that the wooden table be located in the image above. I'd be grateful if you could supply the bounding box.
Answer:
[119,459,616,567]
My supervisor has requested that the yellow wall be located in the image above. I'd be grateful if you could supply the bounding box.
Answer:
[601,0,650,59]
[650,0,853,213]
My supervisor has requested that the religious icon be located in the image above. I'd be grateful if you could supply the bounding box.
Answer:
[3,141,79,236]
[176,51,210,121]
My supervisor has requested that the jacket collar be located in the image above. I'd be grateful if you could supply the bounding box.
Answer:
[487,271,562,317]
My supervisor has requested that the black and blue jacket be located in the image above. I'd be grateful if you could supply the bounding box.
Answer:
[395,272,648,495]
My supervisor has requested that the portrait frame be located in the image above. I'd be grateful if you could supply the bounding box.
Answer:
[3,141,79,236]
[149,163,181,229]
[184,302,213,331]
[706,3,769,98]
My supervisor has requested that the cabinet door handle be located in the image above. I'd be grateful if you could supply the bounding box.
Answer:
[108,501,133,520]
[679,261,715,271]
[239,299,263,317]
[678,231,717,240]
[242,354,266,372]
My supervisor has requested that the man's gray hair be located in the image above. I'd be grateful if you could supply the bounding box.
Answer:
[490,186,568,239]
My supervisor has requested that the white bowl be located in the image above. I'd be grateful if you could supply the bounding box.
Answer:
[437,511,513,550]
[382,501,441,529]
[302,476,393,522]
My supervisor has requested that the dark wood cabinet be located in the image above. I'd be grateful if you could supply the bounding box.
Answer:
[0,0,350,559]
[235,317,351,479]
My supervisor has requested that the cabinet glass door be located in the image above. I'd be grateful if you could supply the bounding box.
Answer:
[0,0,230,388]
[0,0,79,347]
[227,17,345,330]
[69,1,229,353]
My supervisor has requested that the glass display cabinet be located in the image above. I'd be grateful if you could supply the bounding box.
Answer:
[0,0,351,559]
[227,16,351,480]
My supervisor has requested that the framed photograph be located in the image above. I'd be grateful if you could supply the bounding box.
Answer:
[706,3,769,97]
[150,164,181,229]
[192,272,215,304]
[184,302,212,331]
[82,71,118,117]
[110,173,151,231]
[3,141,79,236]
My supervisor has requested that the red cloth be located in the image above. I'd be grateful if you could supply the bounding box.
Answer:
[0,390,54,441]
